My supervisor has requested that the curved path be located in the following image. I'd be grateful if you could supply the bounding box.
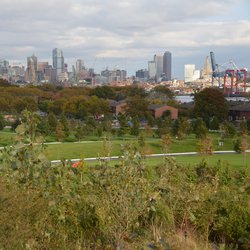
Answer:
[50,150,250,164]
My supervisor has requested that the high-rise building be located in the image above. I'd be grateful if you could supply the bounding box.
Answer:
[25,54,37,83]
[135,69,148,80]
[201,56,212,79]
[75,59,84,73]
[163,51,172,81]
[52,48,64,79]
[154,54,163,82]
[184,64,200,82]
[148,61,156,81]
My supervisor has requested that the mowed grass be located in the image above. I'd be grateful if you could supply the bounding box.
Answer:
[44,133,236,161]
[85,154,250,172]
[0,130,15,146]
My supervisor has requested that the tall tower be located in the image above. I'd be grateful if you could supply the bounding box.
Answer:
[52,48,64,78]
[25,54,37,83]
[154,54,163,82]
[148,61,156,81]
[163,51,172,81]
[201,56,212,79]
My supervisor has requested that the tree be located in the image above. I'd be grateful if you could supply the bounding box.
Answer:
[126,95,149,119]
[118,113,129,136]
[209,116,220,130]
[172,117,190,140]
[0,115,5,130]
[130,116,140,136]
[60,114,69,137]
[197,135,214,155]
[47,112,58,134]
[161,132,172,153]
[193,88,228,126]
[151,85,175,100]
[192,118,208,139]
[55,122,66,141]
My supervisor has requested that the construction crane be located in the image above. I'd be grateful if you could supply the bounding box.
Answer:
[210,51,224,87]
[210,51,247,95]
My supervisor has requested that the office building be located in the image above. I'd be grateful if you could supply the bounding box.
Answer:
[148,61,156,81]
[25,54,37,83]
[52,48,64,79]
[184,64,200,82]
[154,54,163,82]
[163,51,172,81]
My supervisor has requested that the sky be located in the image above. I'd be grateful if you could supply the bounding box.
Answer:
[0,0,250,79]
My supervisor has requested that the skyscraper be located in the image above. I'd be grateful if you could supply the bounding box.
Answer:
[163,51,172,81]
[154,54,163,82]
[148,61,156,81]
[184,64,200,82]
[201,56,212,79]
[25,54,37,83]
[52,48,64,78]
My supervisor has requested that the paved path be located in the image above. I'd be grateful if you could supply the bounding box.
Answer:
[51,150,250,164]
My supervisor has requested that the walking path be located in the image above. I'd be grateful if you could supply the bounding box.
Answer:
[50,150,250,164]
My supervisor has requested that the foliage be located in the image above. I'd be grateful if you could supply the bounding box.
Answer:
[172,117,190,140]
[192,118,208,139]
[0,115,5,130]
[197,135,214,155]
[193,88,228,125]
[130,116,140,136]
[0,111,249,249]
[234,132,249,154]
[209,116,220,130]
[126,95,150,119]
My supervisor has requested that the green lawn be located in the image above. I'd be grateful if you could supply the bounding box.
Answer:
[0,130,15,146]
[44,134,237,161]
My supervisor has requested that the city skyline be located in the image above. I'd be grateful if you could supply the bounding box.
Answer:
[0,0,249,78]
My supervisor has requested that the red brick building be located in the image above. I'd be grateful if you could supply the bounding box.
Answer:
[110,100,127,115]
[148,104,178,119]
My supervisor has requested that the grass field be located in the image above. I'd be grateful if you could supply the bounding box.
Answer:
[43,133,236,161]
[1,129,250,169]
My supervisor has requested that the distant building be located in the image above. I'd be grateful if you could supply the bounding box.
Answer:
[52,48,64,80]
[163,51,172,81]
[184,64,200,82]
[135,69,148,80]
[148,61,156,81]
[25,54,37,83]
[101,68,127,83]
[148,104,178,119]
[201,56,212,80]
[154,54,163,82]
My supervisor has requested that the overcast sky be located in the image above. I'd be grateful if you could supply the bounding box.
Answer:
[0,0,249,79]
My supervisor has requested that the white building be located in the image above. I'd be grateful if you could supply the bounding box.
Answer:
[184,64,200,82]
[148,61,156,80]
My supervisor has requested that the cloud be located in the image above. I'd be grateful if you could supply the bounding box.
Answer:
[0,0,249,77]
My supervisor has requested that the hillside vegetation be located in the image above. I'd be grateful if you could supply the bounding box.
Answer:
[0,111,249,249]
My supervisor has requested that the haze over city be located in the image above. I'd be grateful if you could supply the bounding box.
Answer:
[0,0,250,78]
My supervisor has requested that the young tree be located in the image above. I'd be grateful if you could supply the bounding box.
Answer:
[48,112,58,134]
[192,118,208,139]
[161,132,172,153]
[60,114,70,137]
[130,116,140,136]
[172,117,190,140]
[197,135,214,155]
[55,122,66,141]
[118,113,129,136]
[0,115,5,130]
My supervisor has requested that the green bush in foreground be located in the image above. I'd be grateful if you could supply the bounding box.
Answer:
[0,111,249,249]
